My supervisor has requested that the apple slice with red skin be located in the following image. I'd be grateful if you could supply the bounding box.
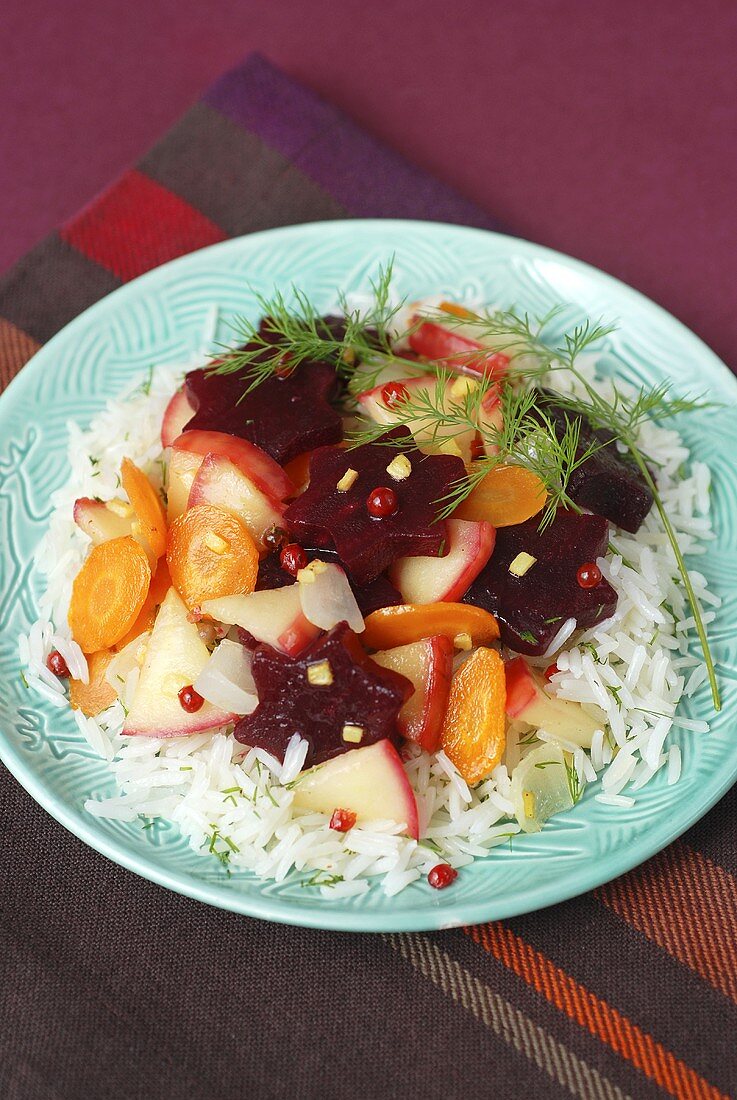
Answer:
[505,656,603,748]
[389,519,496,604]
[123,587,236,737]
[408,320,510,379]
[372,636,453,752]
[74,497,134,543]
[477,384,503,457]
[201,586,320,657]
[291,739,419,839]
[171,430,295,500]
[356,375,477,461]
[188,453,285,547]
[161,387,195,448]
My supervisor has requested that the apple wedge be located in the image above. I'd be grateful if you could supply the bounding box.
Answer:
[188,453,285,547]
[171,430,294,500]
[74,497,134,543]
[505,656,603,748]
[389,519,496,604]
[372,636,453,752]
[408,319,510,379]
[123,587,236,737]
[161,387,195,448]
[291,739,419,838]
[356,375,477,461]
[166,447,203,523]
[201,586,320,656]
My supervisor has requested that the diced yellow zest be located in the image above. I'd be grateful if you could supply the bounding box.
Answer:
[307,660,333,686]
[523,790,536,819]
[342,724,364,744]
[437,439,463,458]
[386,454,412,481]
[337,468,359,492]
[509,552,537,577]
[107,499,134,519]
[204,532,229,555]
[450,376,480,400]
[453,632,473,651]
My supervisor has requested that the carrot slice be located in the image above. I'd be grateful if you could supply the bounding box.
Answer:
[69,536,151,653]
[362,603,499,650]
[121,457,167,559]
[166,503,258,609]
[453,465,547,527]
[441,647,506,784]
[439,301,476,320]
[113,558,171,651]
[69,649,117,717]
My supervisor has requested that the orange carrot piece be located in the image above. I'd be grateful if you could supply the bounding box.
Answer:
[121,457,167,559]
[69,649,117,716]
[166,503,258,609]
[439,301,476,320]
[362,603,499,650]
[441,647,506,784]
[68,536,151,653]
[113,558,171,651]
[454,465,547,527]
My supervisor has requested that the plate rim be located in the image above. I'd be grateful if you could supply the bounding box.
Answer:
[1,218,735,932]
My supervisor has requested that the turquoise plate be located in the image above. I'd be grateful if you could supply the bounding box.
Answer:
[1,220,735,932]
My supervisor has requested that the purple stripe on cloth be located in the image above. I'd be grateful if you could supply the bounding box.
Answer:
[205,54,501,229]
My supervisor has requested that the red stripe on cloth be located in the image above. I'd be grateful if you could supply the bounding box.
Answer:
[0,317,41,390]
[60,170,226,282]
[597,840,737,1005]
[466,923,728,1100]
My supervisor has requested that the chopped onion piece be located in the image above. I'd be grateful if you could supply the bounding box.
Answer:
[193,640,258,715]
[509,743,574,833]
[298,561,364,633]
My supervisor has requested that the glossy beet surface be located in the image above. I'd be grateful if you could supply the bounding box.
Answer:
[233,624,413,766]
[183,334,343,465]
[283,429,465,584]
[463,510,617,655]
[537,393,653,532]
[255,548,403,617]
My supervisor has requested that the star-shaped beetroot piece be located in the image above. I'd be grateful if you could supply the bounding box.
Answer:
[183,359,343,466]
[462,510,618,656]
[233,623,414,766]
[283,429,466,585]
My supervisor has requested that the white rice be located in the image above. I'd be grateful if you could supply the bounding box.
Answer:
[18,324,720,896]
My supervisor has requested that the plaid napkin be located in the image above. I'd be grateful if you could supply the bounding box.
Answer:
[1,55,734,1100]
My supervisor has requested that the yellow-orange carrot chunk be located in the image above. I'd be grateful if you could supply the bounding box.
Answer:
[68,536,151,653]
[69,649,117,716]
[362,603,499,650]
[166,504,258,609]
[121,457,167,559]
[454,464,547,527]
[441,647,506,784]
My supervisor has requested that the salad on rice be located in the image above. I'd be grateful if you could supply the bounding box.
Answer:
[21,271,720,898]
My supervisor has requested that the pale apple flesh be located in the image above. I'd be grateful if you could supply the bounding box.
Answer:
[356,375,476,461]
[74,497,134,543]
[124,587,236,737]
[188,452,284,547]
[505,656,603,748]
[171,429,294,501]
[389,519,496,604]
[161,387,195,448]
[291,739,419,839]
[372,636,453,752]
[201,587,320,657]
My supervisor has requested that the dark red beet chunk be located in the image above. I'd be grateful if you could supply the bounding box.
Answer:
[536,393,653,533]
[255,548,403,617]
[462,510,617,656]
[183,359,343,465]
[233,623,413,766]
[283,429,465,585]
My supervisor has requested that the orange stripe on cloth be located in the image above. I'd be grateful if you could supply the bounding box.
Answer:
[466,922,728,1100]
[0,317,41,391]
[597,840,737,1005]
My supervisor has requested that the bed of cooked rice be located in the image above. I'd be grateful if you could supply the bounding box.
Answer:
[18,338,718,898]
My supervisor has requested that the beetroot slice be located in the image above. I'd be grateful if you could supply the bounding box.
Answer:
[462,510,617,655]
[536,393,653,533]
[283,429,465,585]
[233,623,413,766]
[255,547,403,617]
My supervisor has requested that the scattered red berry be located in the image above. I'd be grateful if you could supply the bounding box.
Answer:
[544,663,559,680]
[178,685,204,713]
[280,542,309,576]
[366,486,398,518]
[577,562,602,589]
[381,381,410,408]
[428,863,458,889]
[46,650,70,678]
[329,808,357,832]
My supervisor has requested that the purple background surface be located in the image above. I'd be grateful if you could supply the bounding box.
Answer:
[3,1,737,365]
